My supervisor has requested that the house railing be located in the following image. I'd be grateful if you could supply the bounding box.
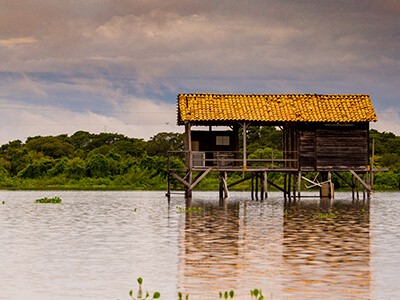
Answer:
[167,150,298,171]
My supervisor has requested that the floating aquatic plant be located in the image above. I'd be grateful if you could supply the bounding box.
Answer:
[250,288,264,300]
[219,290,234,299]
[176,205,203,214]
[130,277,270,299]
[317,212,335,220]
[35,196,62,204]
[129,277,160,300]
[178,291,189,300]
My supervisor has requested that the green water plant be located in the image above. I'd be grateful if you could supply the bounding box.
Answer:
[219,290,234,299]
[317,212,335,220]
[129,277,160,300]
[35,196,62,204]
[176,205,203,214]
[250,289,264,300]
[129,278,269,299]
[178,291,189,300]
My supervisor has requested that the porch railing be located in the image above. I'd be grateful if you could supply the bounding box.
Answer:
[167,150,298,171]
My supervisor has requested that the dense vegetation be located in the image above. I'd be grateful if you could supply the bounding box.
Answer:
[0,128,398,190]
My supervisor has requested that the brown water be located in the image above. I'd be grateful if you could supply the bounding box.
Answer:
[0,191,398,299]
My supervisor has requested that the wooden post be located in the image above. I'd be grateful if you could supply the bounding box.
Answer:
[292,173,296,202]
[184,122,192,198]
[167,173,171,203]
[219,172,229,199]
[255,173,259,201]
[251,174,254,200]
[371,138,375,190]
[263,172,268,199]
[243,122,247,171]
[320,172,334,199]
[328,171,334,200]
[222,172,229,199]
[297,171,301,200]
[283,174,287,201]
[219,172,224,199]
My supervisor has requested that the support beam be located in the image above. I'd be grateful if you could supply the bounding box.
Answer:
[228,174,253,188]
[266,177,287,194]
[333,171,353,188]
[349,170,372,192]
[170,172,190,188]
[190,168,212,190]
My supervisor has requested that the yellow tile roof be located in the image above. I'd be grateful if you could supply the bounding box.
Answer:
[177,93,378,124]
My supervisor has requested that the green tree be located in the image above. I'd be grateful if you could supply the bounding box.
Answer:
[86,154,110,178]
[18,157,55,179]
[25,136,75,159]
[65,157,86,179]
[146,132,184,156]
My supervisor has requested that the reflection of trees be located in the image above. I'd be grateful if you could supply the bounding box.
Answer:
[282,199,371,300]
[178,199,241,296]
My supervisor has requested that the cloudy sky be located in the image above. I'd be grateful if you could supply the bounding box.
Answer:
[0,0,399,144]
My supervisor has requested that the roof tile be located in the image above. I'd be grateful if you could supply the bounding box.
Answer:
[178,93,378,124]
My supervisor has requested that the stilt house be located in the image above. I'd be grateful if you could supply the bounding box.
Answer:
[167,93,378,199]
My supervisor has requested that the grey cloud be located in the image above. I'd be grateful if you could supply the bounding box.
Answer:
[0,0,399,142]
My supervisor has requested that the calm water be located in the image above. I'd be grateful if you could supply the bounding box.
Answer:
[0,190,399,299]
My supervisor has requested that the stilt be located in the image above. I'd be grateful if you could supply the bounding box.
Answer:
[219,172,230,199]
[255,173,259,201]
[166,173,171,203]
[363,174,366,200]
[320,172,334,199]
[328,172,334,200]
[288,173,292,202]
[283,174,287,201]
[263,172,268,199]
[251,175,255,200]
[223,172,229,199]
[260,173,265,201]
[219,172,224,199]
[367,172,371,200]
[292,173,296,202]
[297,171,301,200]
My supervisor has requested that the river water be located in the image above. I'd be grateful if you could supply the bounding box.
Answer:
[0,190,399,299]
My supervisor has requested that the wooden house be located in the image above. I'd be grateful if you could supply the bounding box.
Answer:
[167,93,378,200]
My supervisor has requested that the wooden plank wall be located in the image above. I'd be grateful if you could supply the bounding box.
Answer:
[299,131,316,171]
[316,129,368,170]
[298,123,369,171]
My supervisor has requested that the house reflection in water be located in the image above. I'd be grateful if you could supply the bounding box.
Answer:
[282,199,370,299]
[177,196,371,300]
[177,198,242,296]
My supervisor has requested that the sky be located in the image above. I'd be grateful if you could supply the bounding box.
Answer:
[0,0,399,145]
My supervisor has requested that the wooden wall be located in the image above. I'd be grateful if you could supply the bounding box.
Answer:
[298,123,369,171]
[191,130,238,152]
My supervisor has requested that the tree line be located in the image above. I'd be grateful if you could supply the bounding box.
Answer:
[0,128,398,190]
